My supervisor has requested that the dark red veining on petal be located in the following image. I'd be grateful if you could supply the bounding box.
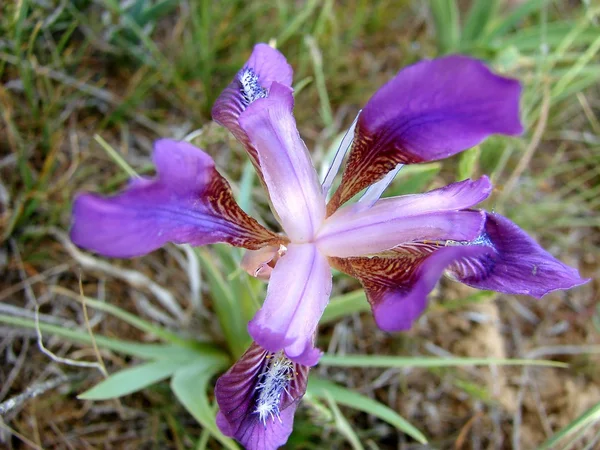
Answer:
[204,167,286,249]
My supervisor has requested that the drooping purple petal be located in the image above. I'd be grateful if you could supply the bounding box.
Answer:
[448,212,590,297]
[332,211,590,333]
[216,343,309,450]
[248,244,332,366]
[71,139,283,258]
[212,43,293,184]
[328,55,523,213]
[239,83,326,243]
[316,178,491,258]
[331,246,492,332]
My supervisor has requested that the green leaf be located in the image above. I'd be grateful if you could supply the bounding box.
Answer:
[318,355,568,368]
[212,244,262,325]
[171,362,238,450]
[429,0,460,54]
[308,375,427,444]
[462,0,499,44]
[79,346,229,400]
[79,358,191,400]
[196,247,251,359]
[383,163,442,197]
[321,290,370,325]
[457,146,480,180]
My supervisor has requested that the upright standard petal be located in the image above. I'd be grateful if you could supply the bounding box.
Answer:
[240,83,326,243]
[212,43,293,181]
[216,343,309,450]
[316,178,491,258]
[448,213,590,297]
[71,139,282,258]
[328,56,522,213]
[248,244,332,366]
[331,245,492,332]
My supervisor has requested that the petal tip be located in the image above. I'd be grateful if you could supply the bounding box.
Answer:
[531,274,591,299]
[248,320,294,353]
[285,345,322,367]
[452,212,590,299]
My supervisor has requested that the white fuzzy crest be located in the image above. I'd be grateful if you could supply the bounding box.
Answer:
[239,68,268,106]
[254,351,294,425]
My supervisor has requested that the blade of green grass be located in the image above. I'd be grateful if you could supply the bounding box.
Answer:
[276,0,319,45]
[457,146,481,180]
[538,401,600,450]
[430,0,460,53]
[196,247,250,358]
[171,361,238,450]
[305,35,334,128]
[485,0,551,42]
[551,33,600,99]
[0,314,202,360]
[93,134,140,178]
[321,290,370,325]
[319,355,568,368]
[462,0,499,44]
[323,392,364,450]
[308,375,428,444]
[55,289,198,350]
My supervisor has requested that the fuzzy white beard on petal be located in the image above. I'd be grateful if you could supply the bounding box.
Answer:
[254,351,294,426]
[240,68,269,106]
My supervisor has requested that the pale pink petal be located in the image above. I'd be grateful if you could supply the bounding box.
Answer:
[240,245,281,280]
[248,244,332,366]
[239,83,326,243]
[316,178,491,257]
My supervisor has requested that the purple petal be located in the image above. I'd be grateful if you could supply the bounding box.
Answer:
[239,83,326,243]
[328,55,522,213]
[316,178,491,258]
[212,44,293,184]
[449,212,590,297]
[71,139,282,258]
[248,244,332,366]
[316,211,484,258]
[332,246,491,332]
[215,343,309,450]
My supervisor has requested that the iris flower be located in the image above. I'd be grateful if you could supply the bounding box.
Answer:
[71,44,588,449]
